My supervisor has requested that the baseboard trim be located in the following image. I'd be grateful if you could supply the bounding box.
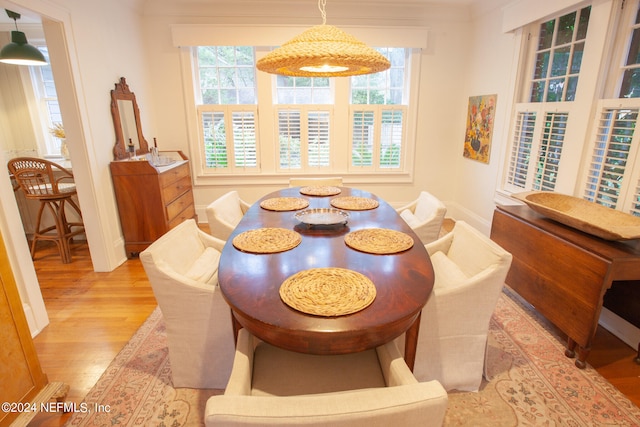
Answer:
[599,307,640,349]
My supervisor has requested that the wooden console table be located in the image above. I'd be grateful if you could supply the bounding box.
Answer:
[490,204,640,368]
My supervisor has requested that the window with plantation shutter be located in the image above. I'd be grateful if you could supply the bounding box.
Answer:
[185,42,421,180]
[583,103,640,214]
[277,108,331,170]
[352,111,374,167]
[350,107,405,171]
[533,112,568,191]
[380,110,403,168]
[194,46,259,173]
[507,110,536,189]
[200,107,258,171]
[231,111,257,168]
[278,110,301,169]
[307,111,331,167]
[505,107,568,192]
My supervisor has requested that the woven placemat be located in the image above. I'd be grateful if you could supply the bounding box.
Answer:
[330,196,379,211]
[279,267,376,316]
[299,186,342,196]
[344,228,414,254]
[260,197,310,211]
[232,228,302,254]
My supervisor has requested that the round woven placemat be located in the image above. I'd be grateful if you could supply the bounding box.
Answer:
[232,228,302,254]
[279,267,376,317]
[344,228,414,254]
[330,196,379,211]
[260,197,310,211]
[299,186,342,196]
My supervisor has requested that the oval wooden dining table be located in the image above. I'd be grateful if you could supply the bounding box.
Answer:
[218,186,434,369]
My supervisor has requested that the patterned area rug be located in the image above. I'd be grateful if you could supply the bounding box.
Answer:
[67,288,640,426]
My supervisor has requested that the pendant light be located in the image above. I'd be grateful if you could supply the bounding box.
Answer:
[0,9,47,66]
[256,0,390,77]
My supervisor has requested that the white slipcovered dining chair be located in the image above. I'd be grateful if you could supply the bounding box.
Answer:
[206,191,251,241]
[205,329,448,426]
[395,191,447,244]
[396,220,512,392]
[139,219,235,389]
[289,177,343,187]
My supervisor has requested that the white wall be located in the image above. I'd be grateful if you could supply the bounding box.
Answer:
[141,1,481,212]
[448,3,520,233]
[0,0,518,334]
[0,0,156,334]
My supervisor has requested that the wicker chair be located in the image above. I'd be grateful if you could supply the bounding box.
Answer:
[8,157,84,263]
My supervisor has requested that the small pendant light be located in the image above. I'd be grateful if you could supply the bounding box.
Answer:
[0,9,47,66]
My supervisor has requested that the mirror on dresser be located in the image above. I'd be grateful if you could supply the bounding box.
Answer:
[110,77,149,160]
[109,77,196,257]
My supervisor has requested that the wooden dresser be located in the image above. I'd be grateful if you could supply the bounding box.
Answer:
[110,152,196,257]
[491,204,640,368]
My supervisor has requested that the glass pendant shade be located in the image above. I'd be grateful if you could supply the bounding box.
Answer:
[0,30,47,66]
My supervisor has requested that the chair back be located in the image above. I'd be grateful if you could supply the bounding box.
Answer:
[289,177,343,187]
[206,191,248,240]
[8,157,76,200]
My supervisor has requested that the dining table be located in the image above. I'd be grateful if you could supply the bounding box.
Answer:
[218,186,434,369]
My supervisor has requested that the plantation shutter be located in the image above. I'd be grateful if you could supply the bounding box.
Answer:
[506,105,569,192]
[231,111,257,168]
[533,112,568,191]
[506,110,537,189]
[278,109,302,169]
[583,103,640,212]
[352,110,375,167]
[380,109,403,169]
[202,111,228,168]
[307,111,330,167]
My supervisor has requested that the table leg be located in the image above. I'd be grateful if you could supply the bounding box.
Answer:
[230,311,242,347]
[404,312,421,371]
[565,337,589,369]
[635,342,640,365]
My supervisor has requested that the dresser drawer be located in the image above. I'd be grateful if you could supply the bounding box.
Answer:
[168,202,196,229]
[166,190,194,221]
[159,162,190,188]
[162,175,192,203]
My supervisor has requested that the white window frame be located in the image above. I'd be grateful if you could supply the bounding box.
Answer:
[173,24,426,186]
[499,0,616,198]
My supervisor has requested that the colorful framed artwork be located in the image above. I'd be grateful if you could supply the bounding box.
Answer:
[463,94,497,164]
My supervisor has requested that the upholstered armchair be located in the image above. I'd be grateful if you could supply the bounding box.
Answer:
[396,220,512,392]
[205,191,251,241]
[289,177,343,187]
[205,329,448,426]
[139,219,235,389]
[395,191,447,244]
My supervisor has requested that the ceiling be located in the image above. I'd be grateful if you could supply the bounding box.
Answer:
[0,0,492,25]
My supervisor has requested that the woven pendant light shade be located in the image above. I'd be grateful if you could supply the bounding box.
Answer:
[256,24,390,77]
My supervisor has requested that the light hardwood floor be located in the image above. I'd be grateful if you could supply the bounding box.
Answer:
[27,227,640,425]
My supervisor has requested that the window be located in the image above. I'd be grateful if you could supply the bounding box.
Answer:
[350,48,408,171]
[29,47,63,156]
[529,7,590,102]
[195,46,259,171]
[275,75,333,171]
[503,0,640,217]
[581,0,640,216]
[503,6,592,194]
[186,38,419,180]
[583,104,640,209]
